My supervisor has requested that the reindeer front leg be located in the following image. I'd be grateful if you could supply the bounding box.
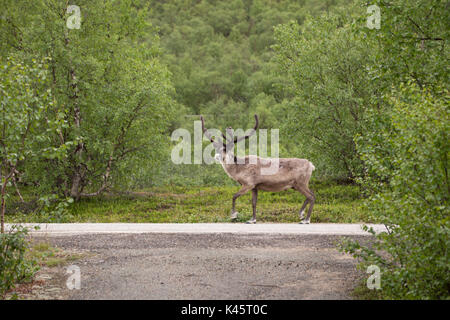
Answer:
[231,185,254,221]
[246,188,258,224]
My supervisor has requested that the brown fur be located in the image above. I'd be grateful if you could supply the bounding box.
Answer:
[201,115,316,223]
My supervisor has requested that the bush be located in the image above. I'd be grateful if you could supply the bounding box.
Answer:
[341,83,449,299]
[0,226,39,299]
[273,9,380,180]
[36,196,74,223]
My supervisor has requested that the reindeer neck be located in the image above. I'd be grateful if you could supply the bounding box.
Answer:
[220,151,241,180]
[222,151,238,165]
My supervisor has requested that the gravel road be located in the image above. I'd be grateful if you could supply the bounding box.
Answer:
[30,232,374,300]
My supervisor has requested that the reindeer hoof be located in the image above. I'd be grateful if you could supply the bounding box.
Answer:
[246,219,256,224]
[230,211,239,220]
[299,219,310,224]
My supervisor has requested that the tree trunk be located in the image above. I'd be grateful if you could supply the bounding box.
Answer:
[1,182,6,234]
[65,29,84,200]
[70,170,82,200]
[1,170,13,233]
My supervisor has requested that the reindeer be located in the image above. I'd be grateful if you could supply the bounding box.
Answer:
[200,114,316,224]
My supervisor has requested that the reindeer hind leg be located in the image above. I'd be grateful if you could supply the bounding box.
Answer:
[303,189,315,224]
[294,185,315,224]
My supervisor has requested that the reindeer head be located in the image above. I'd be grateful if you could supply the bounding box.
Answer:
[200,115,259,163]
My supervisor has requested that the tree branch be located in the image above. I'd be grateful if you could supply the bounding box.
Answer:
[79,155,113,197]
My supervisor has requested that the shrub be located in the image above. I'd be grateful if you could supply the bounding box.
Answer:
[341,83,449,299]
[36,195,74,223]
[273,9,380,180]
[0,226,39,299]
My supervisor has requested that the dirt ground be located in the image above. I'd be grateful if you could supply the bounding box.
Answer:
[24,233,372,300]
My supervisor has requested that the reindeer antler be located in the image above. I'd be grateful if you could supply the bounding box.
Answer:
[201,114,258,145]
[234,114,259,143]
[200,115,227,144]
[200,115,213,143]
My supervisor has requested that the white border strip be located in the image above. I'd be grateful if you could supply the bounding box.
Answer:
[5,223,386,236]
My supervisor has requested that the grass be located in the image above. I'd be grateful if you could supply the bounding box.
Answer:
[27,242,86,267]
[6,180,373,223]
[351,278,384,300]
[3,241,88,300]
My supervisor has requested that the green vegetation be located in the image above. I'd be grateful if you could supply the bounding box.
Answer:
[0,226,38,298]
[6,181,370,223]
[273,9,379,178]
[2,238,85,299]
[27,241,86,268]
[0,57,66,232]
[336,1,449,300]
[1,0,176,201]
[351,278,384,300]
[341,83,449,300]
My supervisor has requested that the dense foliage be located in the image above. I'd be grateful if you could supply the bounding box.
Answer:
[150,0,344,123]
[273,9,379,179]
[0,226,38,298]
[336,0,449,299]
[1,0,176,198]
[343,84,449,299]
[0,56,66,232]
